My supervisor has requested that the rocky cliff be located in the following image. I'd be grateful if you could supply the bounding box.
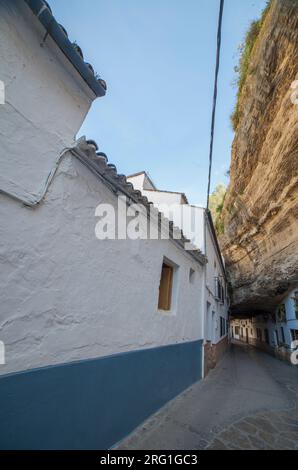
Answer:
[219,0,298,315]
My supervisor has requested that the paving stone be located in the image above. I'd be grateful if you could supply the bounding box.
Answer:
[258,429,277,446]
[249,416,278,434]
[219,427,253,449]
[274,436,297,450]
[206,439,228,450]
[247,434,269,450]
[234,420,258,435]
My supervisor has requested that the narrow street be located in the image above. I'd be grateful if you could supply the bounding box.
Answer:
[118,342,298,450]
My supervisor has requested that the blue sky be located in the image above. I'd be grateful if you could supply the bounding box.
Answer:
[50,0,267,206]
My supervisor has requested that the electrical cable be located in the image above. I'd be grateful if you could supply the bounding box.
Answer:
[206,0,224,209]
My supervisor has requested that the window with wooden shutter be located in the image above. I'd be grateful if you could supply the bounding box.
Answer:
[158,262,174,311]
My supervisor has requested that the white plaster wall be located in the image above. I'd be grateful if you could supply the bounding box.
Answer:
[0,154,205,375]
[142,190,183,207]
[0,0,94,200]
[141,195,205,252]
[131,186,228,347]
[204,219,229,344]
[127,173,155,192]
[127,174,146,192]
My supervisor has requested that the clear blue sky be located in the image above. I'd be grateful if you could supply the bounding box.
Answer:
[50,0,267,206]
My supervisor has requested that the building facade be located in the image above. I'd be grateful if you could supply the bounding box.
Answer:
[0,0,209,449]
[127,172,230,376]
[230,288,298,364]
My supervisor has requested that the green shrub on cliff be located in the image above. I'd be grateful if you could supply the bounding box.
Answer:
[231,1,272,131]
[209,184,226,234]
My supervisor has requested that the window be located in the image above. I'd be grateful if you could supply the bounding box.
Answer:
[214,277,224,303]
[264,328,269,344]
[276,304,286,323]
[294,291,298,320]
[158,261,174,311]
[280,326,285,344]
[291,330,298,342]
[257,328,262,341]
[235,326,239,335]
[251,329,253,336]
[220,317,225,337]
[275,329,279,346]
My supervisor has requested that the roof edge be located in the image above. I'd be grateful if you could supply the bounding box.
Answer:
[72,139,207,266]
[205,209,226,277]
[24,0,106,98]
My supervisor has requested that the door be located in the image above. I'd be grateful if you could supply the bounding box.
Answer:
[274,330,279,347]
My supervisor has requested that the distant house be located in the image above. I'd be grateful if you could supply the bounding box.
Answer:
[0,0,209,450]
[230,288,298,364]
[127,172,230,376]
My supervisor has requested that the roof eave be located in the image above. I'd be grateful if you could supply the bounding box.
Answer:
[24,0,106,98]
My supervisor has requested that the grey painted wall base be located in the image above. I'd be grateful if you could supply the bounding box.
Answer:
[0,340,202,449]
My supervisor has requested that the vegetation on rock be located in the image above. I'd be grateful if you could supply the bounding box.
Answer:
[231,0,272,131]
[209,184,226,234]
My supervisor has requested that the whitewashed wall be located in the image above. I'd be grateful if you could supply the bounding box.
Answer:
[0,0,94,201]
[204,218,229,344]
[0,154,205,375]
[126,177,229,348]
[127,173,155,191]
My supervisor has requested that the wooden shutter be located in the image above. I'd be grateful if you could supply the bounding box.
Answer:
[158,263,173,310]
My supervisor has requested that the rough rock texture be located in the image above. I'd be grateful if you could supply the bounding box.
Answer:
[219,0,298,315]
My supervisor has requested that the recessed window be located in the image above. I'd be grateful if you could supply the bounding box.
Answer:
[158,262,174,311]
[189,268,195,283]
[280,326,285,343]
[220,317,225,337]
[276,304,286,322]
[294,291,298,320]
[291,329,298,341]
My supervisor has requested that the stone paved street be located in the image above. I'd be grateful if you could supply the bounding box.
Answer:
[118,342,298,450]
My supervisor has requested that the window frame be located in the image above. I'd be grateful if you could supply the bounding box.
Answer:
[157,258,179,314]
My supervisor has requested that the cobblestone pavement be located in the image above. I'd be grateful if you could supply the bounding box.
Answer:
[118,342,298,450]
[207,406,298,450]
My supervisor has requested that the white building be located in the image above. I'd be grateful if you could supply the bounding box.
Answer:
[0,0,208,449]
[230,287,298,364]
[127,172,230,375]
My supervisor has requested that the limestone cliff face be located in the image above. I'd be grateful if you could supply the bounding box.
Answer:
[219,0,298,315]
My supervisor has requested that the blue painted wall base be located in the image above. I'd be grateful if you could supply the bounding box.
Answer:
[0,340,202,449]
